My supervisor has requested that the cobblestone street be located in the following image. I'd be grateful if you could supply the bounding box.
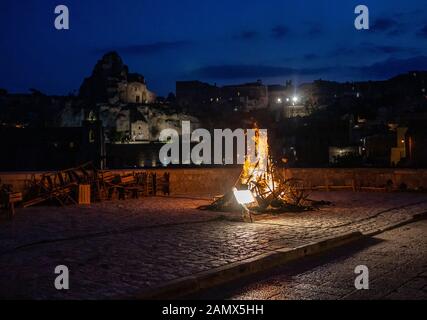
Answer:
[0,191,426,299]
[201,220,427,300]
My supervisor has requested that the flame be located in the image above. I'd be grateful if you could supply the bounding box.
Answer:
[241,127,277,202]
[232,127,306,211]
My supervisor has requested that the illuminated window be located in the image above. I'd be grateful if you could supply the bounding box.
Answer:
[89,130,95,143]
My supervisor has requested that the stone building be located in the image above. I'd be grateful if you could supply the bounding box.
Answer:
[176,80,268,111]
[391,127,408,166]
[176,81,220,109]
[120,73,156,104]
[131,120,150,141]
[221,81,269,111]
[79,52,156,104]
[115,109,131,133]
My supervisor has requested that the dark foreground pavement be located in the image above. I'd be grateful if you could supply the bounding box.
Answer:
[0,192,426,299]
[196,220,427,300]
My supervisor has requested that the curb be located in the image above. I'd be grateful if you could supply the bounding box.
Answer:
[131,211,427,300]
[133,231,364,300]
[365,210,427,237]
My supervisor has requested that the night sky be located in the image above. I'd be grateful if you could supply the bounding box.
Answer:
[1,0,427,96]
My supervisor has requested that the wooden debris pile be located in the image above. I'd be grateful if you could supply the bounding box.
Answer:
[97,171,170,201]
[23,162,97,208]
[1,163,170,218]
[0,179,23,219]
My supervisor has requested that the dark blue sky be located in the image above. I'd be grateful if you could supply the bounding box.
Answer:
[1,0,427,96]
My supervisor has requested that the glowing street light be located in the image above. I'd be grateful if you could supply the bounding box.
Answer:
[292,96,299,103]
[233,188,255,205]
[233,187,255,222]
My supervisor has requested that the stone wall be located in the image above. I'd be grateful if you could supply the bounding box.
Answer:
[1,168,427,196]
[282,168,427,191]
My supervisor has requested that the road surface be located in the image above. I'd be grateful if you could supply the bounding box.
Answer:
[195,220,427,300]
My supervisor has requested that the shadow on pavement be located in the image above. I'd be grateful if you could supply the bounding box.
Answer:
[184,236,384,300]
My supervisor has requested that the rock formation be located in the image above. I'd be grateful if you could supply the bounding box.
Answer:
[79,51,155,104]
[60,52,199,142]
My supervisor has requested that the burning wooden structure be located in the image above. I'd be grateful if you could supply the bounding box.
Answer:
[200,128,309,220]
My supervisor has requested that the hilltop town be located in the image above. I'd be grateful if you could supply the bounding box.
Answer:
[0,52,426,170]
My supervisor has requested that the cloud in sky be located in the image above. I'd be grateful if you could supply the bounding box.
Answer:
[99,41,194,55]
[367,44,420,55]
[233,30,258,41]
[190,56,427,82]
[231,25,292,42]
[306,24,323,37]
[191,64,331,79]
[233,24,320,42]
[355,55,427,78]
[330,43,420,57]
[372,18,397,31]
[303,54,319,61]
[271,25,290,39]
[417,25,427,38]
[371,18,407,37]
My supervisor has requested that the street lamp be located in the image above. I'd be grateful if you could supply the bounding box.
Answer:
[233,188,255,205]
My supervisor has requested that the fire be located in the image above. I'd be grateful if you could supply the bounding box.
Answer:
[240,128,279,206]
[242,128,269,180]
[201,125,308,217]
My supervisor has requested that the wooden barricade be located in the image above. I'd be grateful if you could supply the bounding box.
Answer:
[7,192,22,219]
[78,185,91,205]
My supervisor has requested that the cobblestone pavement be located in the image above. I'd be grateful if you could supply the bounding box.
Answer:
[203,220,427,300]
[0,191,426,299]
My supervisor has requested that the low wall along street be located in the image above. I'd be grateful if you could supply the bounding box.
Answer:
[1,168,427,197]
